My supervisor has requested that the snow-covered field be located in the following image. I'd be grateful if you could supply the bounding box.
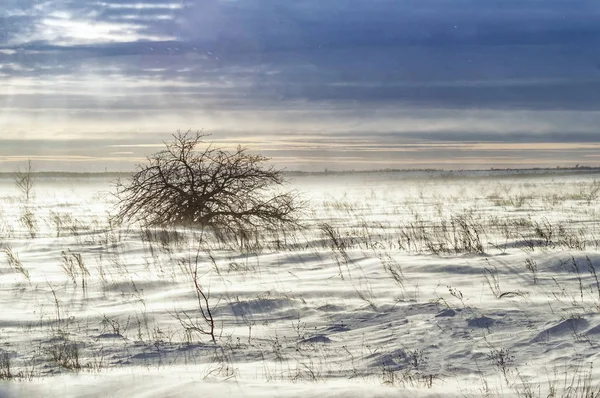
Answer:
[2,171,600,397]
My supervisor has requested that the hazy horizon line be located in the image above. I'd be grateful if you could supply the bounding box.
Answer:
[1,165,600,178]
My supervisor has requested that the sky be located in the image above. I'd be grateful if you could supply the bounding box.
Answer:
[2,0,600,172]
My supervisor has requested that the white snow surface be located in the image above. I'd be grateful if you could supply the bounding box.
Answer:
[1,171,600,397]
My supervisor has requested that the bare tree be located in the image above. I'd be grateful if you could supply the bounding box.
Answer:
[114,131,302,239]
[14,159,35,201]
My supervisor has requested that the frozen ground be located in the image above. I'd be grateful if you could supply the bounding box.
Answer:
[2,171,600,397]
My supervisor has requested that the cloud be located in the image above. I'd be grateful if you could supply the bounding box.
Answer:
[2,0,600,170]
[2,0,180,46]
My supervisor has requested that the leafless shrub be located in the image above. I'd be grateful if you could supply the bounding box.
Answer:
[113,131,303,244]
[13,159,35,201]
[47,339,81,371]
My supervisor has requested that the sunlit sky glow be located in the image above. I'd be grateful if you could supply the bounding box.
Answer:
[2,0,600,171]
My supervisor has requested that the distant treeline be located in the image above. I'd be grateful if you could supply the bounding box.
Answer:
[286,166,600,176]
[0,172,132,179]
[285,168,440,176]
[1,166,600,179]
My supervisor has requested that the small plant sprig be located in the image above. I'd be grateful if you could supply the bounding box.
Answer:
[3,247,29,281]
[525,258,538,284]
[60,249,90,290]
